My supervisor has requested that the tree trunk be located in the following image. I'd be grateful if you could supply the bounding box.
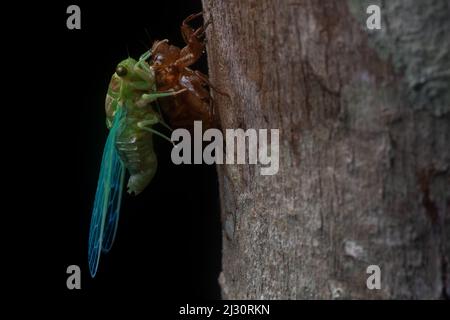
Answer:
[202,0,450,299]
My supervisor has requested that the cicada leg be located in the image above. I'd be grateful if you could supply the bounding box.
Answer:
[175,12,210,69]
[180,12,204,43]
[138,50,152,62]
[137,88,187,107]
[181,12,211,41]
[136,89,188,129]
[133,59,154,84]
[137,119,174,145]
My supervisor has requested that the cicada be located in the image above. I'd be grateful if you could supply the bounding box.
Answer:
[88,50,184,277]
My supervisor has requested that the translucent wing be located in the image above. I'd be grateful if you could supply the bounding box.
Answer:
[101,154,125,253]
[88,108,125,278]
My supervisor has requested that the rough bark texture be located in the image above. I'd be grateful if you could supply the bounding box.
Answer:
[202,0,450,299]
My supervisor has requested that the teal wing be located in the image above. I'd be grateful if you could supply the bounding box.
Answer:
[88,108,125,278]
[101,155,125,253]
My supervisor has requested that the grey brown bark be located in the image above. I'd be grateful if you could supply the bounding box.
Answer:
[202,0,450,299]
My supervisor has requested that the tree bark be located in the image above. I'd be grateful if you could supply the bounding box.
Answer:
[202,0,450,299]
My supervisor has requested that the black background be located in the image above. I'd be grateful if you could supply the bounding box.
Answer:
[22,0,222,300]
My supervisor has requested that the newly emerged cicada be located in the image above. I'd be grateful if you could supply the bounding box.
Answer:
[88,50,185,277]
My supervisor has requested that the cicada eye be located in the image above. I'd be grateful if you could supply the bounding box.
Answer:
[116,66,128,77]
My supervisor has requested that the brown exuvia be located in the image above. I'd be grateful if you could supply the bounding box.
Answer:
[151,12,218,131]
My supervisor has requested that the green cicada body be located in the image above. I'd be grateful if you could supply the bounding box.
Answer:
[105,57,159,195]
[88,51,183,277]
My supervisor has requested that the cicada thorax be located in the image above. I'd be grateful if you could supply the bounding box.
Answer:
[105,62,159,195]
